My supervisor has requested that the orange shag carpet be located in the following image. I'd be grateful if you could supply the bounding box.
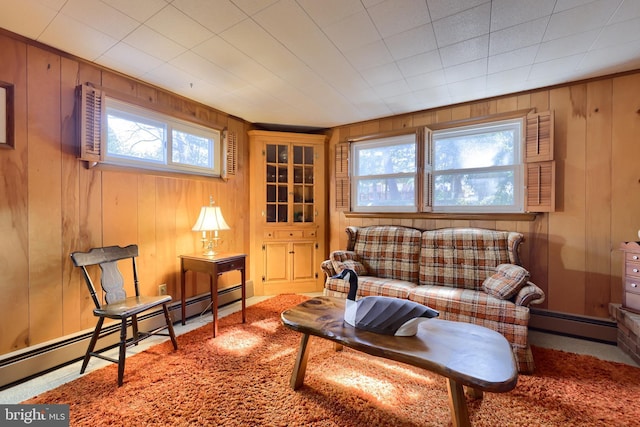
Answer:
[24,294,640,426]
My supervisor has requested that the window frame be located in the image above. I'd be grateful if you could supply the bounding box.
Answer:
[346,112,552,215]
[350,133,418,213]
[104,97,222,177]
[430,118,524,213]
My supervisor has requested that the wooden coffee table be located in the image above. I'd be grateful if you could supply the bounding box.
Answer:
[281,296,518,427]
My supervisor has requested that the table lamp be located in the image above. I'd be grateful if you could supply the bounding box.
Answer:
[192,196,230,256]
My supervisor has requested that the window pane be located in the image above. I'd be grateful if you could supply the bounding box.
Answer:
[172,129,212,168]
[356,177,415,207]
[356,143,415,175]
[435,129,515,170]
[434,170,514,206]
[107,113,164,162]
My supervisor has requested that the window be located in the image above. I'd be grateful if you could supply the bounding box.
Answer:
[432,119,522,213]
[77,84,224,177]
[345,112,554,214]
[105,98,221,176]
[351,134,417,212]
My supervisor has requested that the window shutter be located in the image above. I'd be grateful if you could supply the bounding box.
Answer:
[223,128,238,179]
[526,161,555,212]
[77,84,105,166]
[525,111,553,162]
[421,127,433,212]
[525,111,555,212]
[335,141,349,211]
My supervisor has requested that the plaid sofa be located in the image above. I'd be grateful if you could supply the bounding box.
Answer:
[321,225,546,374]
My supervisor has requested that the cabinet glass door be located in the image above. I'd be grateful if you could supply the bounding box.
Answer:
[292,145,314,223]
[265,144,288,223]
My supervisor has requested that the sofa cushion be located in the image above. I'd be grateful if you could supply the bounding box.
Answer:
[482,264,530,300]
[331,259,368,276]
[352,226,422,283]
[419,228,523,290]
[325,276,418,300]
[408,285,529,328]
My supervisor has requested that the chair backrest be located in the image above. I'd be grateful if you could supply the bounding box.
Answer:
[70,245,140,308]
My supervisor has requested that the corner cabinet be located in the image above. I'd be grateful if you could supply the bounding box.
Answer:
[249,130,327,295]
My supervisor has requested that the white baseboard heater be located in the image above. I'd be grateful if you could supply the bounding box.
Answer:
[529,307,617,344]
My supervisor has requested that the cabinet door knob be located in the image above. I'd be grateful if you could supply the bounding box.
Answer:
[634,268,639,273]
[634,255,639,260]
[632,283,638,288]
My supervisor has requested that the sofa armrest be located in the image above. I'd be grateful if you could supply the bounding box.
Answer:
[330,250,359,262]
[321,260,337,278]
[513,281,546,307]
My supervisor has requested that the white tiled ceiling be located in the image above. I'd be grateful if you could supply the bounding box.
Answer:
[1,0,640,128]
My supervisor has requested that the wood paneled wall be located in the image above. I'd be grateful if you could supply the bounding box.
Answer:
[327,71,640,320]
[0,33,250,355]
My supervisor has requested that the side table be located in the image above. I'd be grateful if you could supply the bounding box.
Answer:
[179,252,247,337]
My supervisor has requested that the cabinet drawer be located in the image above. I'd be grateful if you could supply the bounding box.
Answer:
[626,252,640,262]
[625,262,640,278]
[275,230,304,239]
[217,258,245,273]
[624,292,640,313]
[625,278,640,294]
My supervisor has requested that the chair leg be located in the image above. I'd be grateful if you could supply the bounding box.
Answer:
[131,314,139,345]
[117,318,127,386]
[163,304,178,350]
[81,317,104,374]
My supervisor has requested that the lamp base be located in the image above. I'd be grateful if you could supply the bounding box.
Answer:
[201,236,222,256]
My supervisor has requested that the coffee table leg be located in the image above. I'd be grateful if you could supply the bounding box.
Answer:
[447,378,471,427]
[290,333,311,390]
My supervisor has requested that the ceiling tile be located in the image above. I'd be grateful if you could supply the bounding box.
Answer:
[297,0,364,27]
[323,9,380,52]
[489,17,548,56]
[344,40,393,71]
[544,0,621,41]
[397,50,443,78]
[488,45,538,74]
[145,5,213,49]
[0,0,57,40]
[528,53,585,83]
[384,24,438,61]
[592,17,640,50]
[123,25,186,61]
[192,36,274,85]
[366,0,431,38]
[432,2,490,47]
[440,35,489,68]
[610,0,640,23]
[39,13,117,61]
[229,0,279,16]
[60,0,139,40]
[447,75,487,102]
[101,0,169,23]
[536,29,599,63]
[220,19,305,78]
[426,0,487,21]
[405,69,447,91]
[444,58,487,83]
[172,0,247,34]
[486,66,531,91]
[372,78,411,98]
[490,0,555,32]
[579,41,640,75]
[97,42,164,78]
[359,62,404,86]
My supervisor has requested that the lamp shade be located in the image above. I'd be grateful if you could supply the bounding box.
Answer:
[191,206,230,232]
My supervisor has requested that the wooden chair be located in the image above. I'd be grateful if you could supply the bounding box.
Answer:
[70,244,178,386]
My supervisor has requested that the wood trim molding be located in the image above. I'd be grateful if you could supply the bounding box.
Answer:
[344,212,538,221]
